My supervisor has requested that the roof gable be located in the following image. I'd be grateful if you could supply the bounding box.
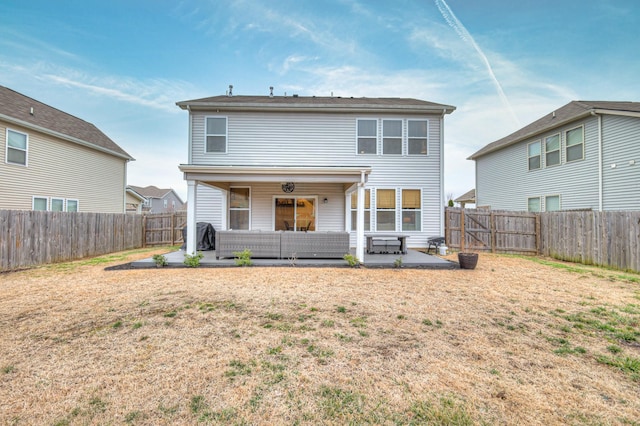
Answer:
[0,85,132,159]
[128,185,178,200]
[469,101,640,160]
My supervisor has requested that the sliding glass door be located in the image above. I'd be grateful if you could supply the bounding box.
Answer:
[274,197,316,231]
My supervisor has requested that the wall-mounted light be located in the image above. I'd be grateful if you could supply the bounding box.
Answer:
[630,160,636,166]
[611,163,617,168]
[323,197,328,204]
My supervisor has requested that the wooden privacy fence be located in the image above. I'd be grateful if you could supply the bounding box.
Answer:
[445,208,539,254]
[445,208,640,273]
[143,212,186,246]
[0,210,143,271]
[540,210,640,273]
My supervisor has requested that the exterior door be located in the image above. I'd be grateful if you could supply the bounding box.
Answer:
[274,197,316,231]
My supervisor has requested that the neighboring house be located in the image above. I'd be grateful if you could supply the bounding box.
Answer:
[0,85,133,212]
[125,186,147,214]
[176,91,455,259]
[469,101,640,212]
[128,185,185,213]
[454,189,476,208]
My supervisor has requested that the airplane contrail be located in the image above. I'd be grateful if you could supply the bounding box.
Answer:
[435,0,521,127]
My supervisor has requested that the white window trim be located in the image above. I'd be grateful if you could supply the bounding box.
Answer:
[230,186,251,230]
[401,188,422,232]
[382,119,403,155]
[527,140,541,171]
[407,119,429,156]
[205,116,228,154]
[544,194,561,212]
[374,188,398,232]
[32,196,48,211]
[66,199,79,212]
[356,118,378,155]
[544,133,561,168]
[6,128,28,166]
[527,196,541,212]
[565,125,585,163]
[50,197,65,212]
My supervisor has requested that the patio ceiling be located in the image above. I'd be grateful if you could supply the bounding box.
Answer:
[179,164,371,190]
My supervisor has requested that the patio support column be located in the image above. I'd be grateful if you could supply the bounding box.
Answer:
[186,180,197,254]
[356,183,365,262]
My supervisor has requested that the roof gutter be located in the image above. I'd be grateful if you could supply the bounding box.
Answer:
[0,112,134,161]
[176,102,455,115]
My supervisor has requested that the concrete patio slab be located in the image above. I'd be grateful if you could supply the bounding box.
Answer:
[129,249,459,269]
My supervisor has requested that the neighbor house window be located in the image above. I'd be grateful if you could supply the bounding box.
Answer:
[357,119,377,154]
[205,117,227,153]
[545,134,560,167]
[229,187,250,230]
[376,189,396,231]
[527,197,541,212]
[528,141,541,170]
[566,126,584,162]
[350,189,371,231]
[402,189,421,231]
[383,120,402,155]
[545,195,560,211]
[408,120,428,155]
[66,199,79,212]
[163,199,168,209]
[51,198,64,212]
[33,197,48,211]
[6,129,28,166]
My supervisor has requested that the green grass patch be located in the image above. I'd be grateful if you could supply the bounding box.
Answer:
[597,355,640,381]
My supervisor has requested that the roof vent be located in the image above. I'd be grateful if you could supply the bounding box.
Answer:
[30,107,34,115]
[228,84,233,97]
[269,86,274,97]
[293,94,299,97]
[552,111,556,118]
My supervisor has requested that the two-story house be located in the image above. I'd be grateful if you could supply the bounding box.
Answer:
[1,85,133,213]
[469,101,640,212]
[177,91,455,260]
[127,185,185,213]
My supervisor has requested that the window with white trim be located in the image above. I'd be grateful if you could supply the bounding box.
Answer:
[528,141,541,171]
[357,119,377,154]
[376,189,396,231]
[566,126,584,162]
[51,198,65,212]
[6,129,28,166]
[545,134,560,167]
[408,120,428,155]
[383,120,402,155]
[350,189,371,231]
[527,197,541,212]
[66,199,79,212]
[545,195,560,211]
[229,187,250,230]
[402,189,421,231]
[33,197,48,211]
[205,117,227,153]
[163,199,168,209]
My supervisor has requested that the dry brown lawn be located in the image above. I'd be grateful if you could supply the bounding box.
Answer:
[1,249,640,425]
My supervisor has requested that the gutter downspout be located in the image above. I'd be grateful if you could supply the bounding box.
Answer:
[439,109,446,236]
[356,171,366,263]
[592,111,603,211]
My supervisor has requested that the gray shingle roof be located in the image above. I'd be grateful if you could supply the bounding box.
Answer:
[177,94,455,114]
[128,185,172,199]
[0,85,132,159]
[468,101,640,160]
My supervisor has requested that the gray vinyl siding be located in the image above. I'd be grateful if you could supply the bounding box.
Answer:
[601,115,640,210]
[189,111,444,247]
[1,120,126,213]
[476,116,600,211]
[195,184,223,229]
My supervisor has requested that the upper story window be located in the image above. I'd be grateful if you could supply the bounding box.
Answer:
[545,134,560,167]
[566,126,584,162]
[357,119,377,154]
[206,117,227,153]
[528,141,541,171]
[401,189,421,231]
[527,197,541,212]
[545,195,560,211]
[408,120,428,155]
[6,129,28,166]
[383,120,402,155]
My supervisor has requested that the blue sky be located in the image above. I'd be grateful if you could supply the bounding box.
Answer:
[1,0,638,202]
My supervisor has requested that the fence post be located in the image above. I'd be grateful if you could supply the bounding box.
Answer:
[490,211,496,253]
[460,208,465,252]
[535,213,541,255]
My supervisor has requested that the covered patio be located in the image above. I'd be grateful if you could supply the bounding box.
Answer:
[131,248,458,269]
